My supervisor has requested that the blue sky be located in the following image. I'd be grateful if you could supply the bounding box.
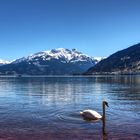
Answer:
[0,0,140,60]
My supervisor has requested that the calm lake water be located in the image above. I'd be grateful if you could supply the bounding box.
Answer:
[0,76,140,140]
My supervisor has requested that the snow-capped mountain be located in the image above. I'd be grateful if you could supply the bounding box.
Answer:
[12,48,98,64]
[0,59,10,66]
[93,57,105,63]
[0,48,101,75]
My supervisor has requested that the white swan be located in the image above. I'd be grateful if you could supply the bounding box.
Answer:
[80,101,109,120]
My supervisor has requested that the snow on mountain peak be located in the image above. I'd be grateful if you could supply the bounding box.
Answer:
[0,59,10,65]
[12,48,102,65]
[27,48,91,63]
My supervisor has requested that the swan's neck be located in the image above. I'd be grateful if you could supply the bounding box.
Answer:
[102,102,106,134]
[102,102,106,120]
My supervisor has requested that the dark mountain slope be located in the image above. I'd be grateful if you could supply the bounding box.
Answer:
[86,43,140,74]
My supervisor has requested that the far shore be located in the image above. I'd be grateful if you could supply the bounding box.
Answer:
[0,74,140,78]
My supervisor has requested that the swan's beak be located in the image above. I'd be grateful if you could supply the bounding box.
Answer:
[80,111,83,115]
[105,101,109,107]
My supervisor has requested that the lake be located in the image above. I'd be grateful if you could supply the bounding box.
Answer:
[0,76,140,140]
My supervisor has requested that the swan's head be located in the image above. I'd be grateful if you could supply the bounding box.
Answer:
[103,101,109,107]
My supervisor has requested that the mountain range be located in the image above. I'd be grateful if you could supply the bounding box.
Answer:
[0,48,101,75]
[1,43,140,76]
[85,43,140,75]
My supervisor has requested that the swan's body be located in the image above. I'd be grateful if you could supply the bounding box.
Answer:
[80,109,102,120]
[80,101,108,121]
